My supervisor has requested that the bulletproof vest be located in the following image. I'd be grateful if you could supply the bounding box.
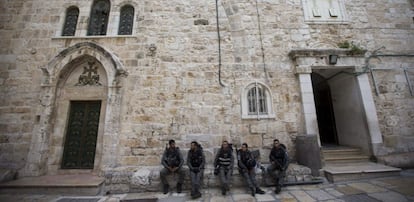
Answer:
[271,147,287,167]
[190,149,203,167]
[240,150,256,168]
[166,148,180,167]
[218,148,232,166]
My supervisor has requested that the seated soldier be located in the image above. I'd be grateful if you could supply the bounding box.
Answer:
[267,139,289,194]
[160,139,185,194]
[237,143,265,196]
[187,141,205,199]
[213,140,234,195]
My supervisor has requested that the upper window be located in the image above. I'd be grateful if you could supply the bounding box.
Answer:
[241,82,275,119]
[118,5,134,35]
[88,0,110,36]
[302,0,348,24]
[62,6,79,36]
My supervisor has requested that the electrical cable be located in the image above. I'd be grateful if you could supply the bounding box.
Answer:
[255,0,268,80]
[215,0,225,87]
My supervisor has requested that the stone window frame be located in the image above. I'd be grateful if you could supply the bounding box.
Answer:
[118,4,135,35]
[301,0,349,24]
[55,1,142,38]
[62,6,79,36]
[87,0,111,36]
[241,82,276,120]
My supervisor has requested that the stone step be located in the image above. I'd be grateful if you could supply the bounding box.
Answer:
[322,162,401,182]
[322,148,363,156]
[0,174,105,195]
[321,146,371,164]
[324,155,371,163]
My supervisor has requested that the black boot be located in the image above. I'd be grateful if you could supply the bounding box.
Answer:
[250,187,255,196]
[256,187,265,194]
[221,186,226,195]
[191,186,201,199]
[177,183,182,193]
[225,183,230,191]
[163,184,169,194]
[274,185,281,194]
[194,189,202,199]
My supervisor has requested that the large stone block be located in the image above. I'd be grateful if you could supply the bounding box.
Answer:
[242,135,263,148]
[249,124,267,134]
[295,135,321,176]
[378,152,414,168]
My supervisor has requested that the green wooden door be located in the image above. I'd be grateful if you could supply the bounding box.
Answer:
[62,101,101,169]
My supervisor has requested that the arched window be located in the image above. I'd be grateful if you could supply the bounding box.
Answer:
[118,5,134,35]
[241,82,275,119]
[88,0,110,36]
[62,6,79,36]
[247,86,267,115]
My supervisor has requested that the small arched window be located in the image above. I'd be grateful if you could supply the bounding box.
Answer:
[247,86,267,115]
[241,82,275,119]
[62,6,79,36]
[118,5,134,35]
[88,0,110,36]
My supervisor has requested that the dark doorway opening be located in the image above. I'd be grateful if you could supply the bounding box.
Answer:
[311,73,338,145]
[62,101,101,169]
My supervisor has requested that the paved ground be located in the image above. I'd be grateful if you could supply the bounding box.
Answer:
[0,170,413,202]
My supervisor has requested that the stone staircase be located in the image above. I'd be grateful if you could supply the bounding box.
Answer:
[322,146,370,164]
[321,146,401,182]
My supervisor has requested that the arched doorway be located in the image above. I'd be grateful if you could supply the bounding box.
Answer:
[24,42,127,176]
[57,57,108,170]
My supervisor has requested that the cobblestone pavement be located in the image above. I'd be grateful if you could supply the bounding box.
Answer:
[1,170,413,202]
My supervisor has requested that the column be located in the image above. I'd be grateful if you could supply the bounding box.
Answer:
[356,73,383,155]
[296,66,320,140]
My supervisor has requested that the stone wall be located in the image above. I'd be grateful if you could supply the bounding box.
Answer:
[0,0,413,180]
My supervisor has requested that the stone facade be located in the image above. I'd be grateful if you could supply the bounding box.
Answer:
[0,0,413,192]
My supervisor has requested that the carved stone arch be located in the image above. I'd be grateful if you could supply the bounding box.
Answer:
[116,0,139,10]
[44,42,127,87]
[24,42,127,176]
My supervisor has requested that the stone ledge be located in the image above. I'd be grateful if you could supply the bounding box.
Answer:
[288,49,366,59]
[103,163,322,194]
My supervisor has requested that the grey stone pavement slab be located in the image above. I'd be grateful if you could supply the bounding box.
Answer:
[0,173,413,202]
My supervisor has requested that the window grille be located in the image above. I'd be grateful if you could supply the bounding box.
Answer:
[118,5,134,35]
[88,0,110,36]
[62,7,79,36]
[247,84,268,115]
[242,82,275,119]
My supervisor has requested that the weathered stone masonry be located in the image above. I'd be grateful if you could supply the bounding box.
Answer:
[0,0,413,192]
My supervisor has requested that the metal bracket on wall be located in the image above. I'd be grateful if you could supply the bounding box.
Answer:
[370,66,413,96]
[403,67,413,96]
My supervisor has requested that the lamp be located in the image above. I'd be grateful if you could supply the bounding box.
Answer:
[328,54,338,65]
